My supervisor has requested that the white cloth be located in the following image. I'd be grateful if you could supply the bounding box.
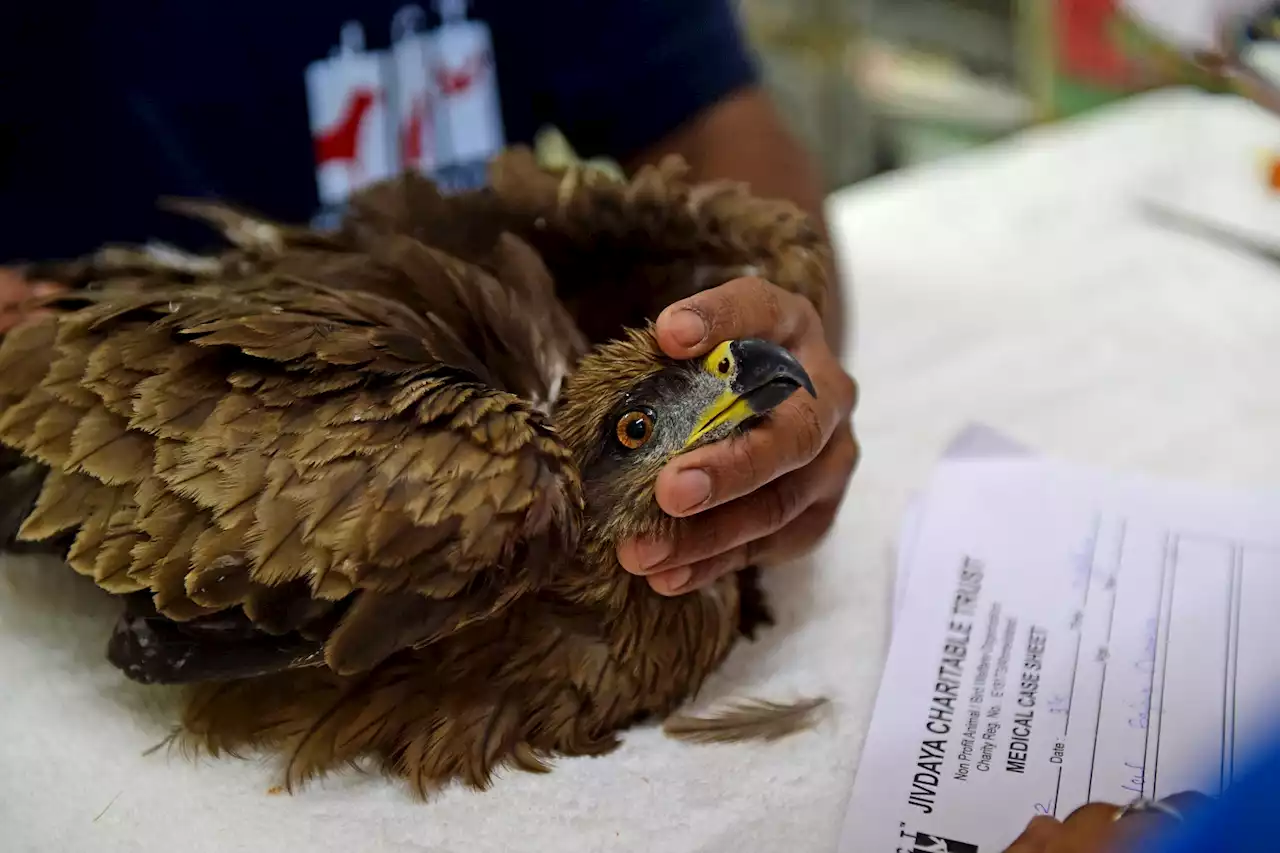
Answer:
[5,87,1280,852]
[1121,0,1268,52]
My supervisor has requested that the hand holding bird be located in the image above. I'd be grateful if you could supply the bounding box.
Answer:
[618,276,858,595]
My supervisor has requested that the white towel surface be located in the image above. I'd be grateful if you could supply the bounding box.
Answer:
[6,88,1280,852]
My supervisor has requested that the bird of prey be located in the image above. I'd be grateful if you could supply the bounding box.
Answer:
[0,148,840,795]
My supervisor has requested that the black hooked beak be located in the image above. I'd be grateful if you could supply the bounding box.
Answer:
[728,338,817,414]
[686,338,816,446]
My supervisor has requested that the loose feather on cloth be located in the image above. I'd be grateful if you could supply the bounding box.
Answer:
[663,697,830,744]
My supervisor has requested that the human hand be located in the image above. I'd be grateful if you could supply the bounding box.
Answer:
[1003,794,1210,853]
[616,277,859,595]
[0,268,63,333]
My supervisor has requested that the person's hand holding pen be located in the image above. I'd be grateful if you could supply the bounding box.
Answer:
[1002,793,1210,853]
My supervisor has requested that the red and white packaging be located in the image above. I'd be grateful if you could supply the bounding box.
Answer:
[390,5,440,174]
[430,0,506,167]
[304,21,396,206]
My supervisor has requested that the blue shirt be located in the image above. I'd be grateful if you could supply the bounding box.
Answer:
[1139,734,1280,853]
[1,1,758,262]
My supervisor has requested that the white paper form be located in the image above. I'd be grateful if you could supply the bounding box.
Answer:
[844,458,1280,853]
[894,425,1033,620]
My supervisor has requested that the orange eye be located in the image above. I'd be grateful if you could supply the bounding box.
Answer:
[616,410,655,449]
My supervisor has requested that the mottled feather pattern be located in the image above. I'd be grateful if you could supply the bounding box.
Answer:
[0,147,835,794]
[0,259,583,677]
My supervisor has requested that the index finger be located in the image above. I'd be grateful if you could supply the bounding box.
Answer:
[1002,815,1061,852]
[1060,802,1135,851]
[655,277,818,359]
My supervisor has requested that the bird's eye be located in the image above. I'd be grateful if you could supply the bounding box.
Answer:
[717,357,731,375]
[615,410,655,450]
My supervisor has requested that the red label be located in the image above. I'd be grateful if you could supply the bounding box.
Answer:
[1055,0,1140,87]
[434,50,490,97]
[400,94,432,169]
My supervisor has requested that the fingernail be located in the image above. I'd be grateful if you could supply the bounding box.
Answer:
[669,468,712,514]
[666,308,707,348]
[625,538,673,572]
[653,566,694,596]
[31,283,64,297]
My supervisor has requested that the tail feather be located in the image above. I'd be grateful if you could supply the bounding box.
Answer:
[107,592,328,685]
[663,697,829,744]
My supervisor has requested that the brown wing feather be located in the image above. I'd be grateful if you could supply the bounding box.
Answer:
[344,153,827,351]
[480,147,831,345]
[0,241,584,681]
[340,171,517,264]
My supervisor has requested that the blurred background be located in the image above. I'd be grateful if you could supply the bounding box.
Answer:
[736,0,1241,189]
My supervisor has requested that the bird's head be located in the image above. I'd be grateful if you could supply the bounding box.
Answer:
[553,325,814,554]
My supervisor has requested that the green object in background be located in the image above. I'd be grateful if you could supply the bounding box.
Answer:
[879,112,1015,165]
[1049,76,1129,116]
[1043,11,1237,119]
[1109,14,1235,91]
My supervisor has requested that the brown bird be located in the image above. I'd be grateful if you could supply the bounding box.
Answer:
[0,148,839,796]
